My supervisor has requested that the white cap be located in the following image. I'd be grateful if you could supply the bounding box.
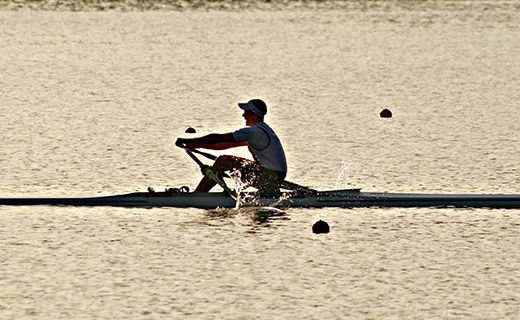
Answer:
[238,99,267,117]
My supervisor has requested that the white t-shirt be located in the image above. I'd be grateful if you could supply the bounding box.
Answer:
[232,122,287,173]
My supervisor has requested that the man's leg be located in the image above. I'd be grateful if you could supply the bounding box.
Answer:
[254,168,284,195]
[194,155,251,192]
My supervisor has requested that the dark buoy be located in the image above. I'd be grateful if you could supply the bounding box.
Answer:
[380,108,392,118]
[185,127,197,134]
[312,220,330,234]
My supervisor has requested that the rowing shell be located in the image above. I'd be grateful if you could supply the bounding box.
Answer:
[1,189,520,209]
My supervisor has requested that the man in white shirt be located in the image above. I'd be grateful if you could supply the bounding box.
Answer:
[175,99,287,194]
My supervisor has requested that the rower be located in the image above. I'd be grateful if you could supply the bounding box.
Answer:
[175,99,287,195]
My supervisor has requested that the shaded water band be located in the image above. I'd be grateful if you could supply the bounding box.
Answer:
[1,0,518,12]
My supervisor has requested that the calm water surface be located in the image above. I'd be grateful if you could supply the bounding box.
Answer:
[1,2,520,319]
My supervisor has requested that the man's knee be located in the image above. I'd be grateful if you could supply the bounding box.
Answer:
[213,156,251,173]
[213,155,235,168]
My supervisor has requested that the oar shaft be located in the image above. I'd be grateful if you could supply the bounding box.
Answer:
[184,149,237,200]
[191,149,217,161]
[185,148,205,167]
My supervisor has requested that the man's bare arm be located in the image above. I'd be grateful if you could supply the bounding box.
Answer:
[176,133,247,150]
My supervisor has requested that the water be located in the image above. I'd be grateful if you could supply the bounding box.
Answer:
[1,1,520,318]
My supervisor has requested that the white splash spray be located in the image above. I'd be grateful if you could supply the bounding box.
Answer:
[228,170,247,208]
[334,161,353,189]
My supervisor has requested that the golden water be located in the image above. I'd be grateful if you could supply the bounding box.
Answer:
[1,2,520,319]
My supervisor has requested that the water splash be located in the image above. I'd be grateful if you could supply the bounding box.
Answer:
[334,161,352,189]
[227,169,247,208]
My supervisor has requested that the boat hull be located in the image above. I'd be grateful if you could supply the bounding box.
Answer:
[0,192,236,209]
[1,189,520,209]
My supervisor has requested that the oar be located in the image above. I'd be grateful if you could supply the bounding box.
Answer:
[190,148,218,161]
[188,148,317,194]
[184,149,238,201]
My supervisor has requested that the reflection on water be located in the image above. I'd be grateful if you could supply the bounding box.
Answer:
[204,206,287,225]
[1,1,520,319]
